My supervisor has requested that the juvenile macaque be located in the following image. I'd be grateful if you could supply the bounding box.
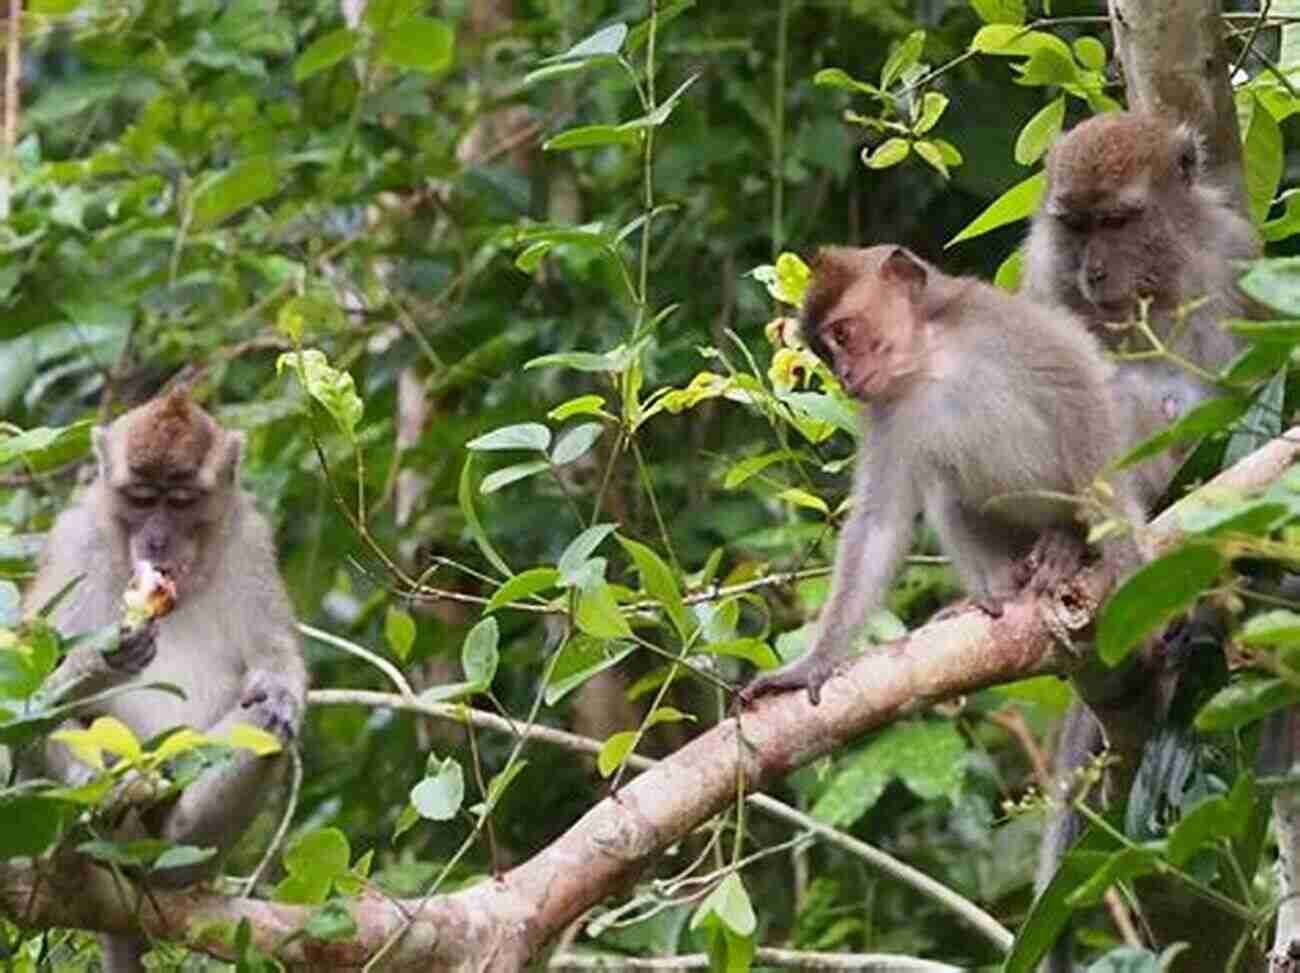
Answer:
[1023,110,1259,371]
[739,246,1144,706]
[23,389,307,973]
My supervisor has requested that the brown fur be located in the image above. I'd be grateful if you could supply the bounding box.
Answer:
[123,389,217,480]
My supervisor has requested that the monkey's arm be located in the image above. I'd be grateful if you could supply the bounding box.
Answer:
[740,458,918,705]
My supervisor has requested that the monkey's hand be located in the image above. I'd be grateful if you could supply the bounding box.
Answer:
[1022,528,1087,595]
[738,651,839,708]
[104,618,159,675]
[240,671,302,744]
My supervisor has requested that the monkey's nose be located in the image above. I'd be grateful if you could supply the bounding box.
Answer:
[1085,265,1107,286]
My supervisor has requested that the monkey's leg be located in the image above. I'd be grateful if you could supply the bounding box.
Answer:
[98,932,150,973]
[1022,528,1088,596]
[925,483,1024,618]
[148,684,297,888]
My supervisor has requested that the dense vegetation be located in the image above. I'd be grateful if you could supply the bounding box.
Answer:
[5,1,1300,969]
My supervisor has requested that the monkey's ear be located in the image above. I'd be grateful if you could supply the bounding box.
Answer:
[1173,124,1204,185]
[882,247,927,293]
[199,430,244,488]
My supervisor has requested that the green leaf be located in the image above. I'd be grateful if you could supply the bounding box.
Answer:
[1066,846,1161,907]
[1116,396,1247,468]
[1241,610,1300,647]
[153,845,217,872]
[558,524,617,583]
[1240,92,1284,227]
[466,422,551,453]
[723,450,796,489]
[1225,366,1284,466]
[1195,675,1300,732]
[544,635,636,706]
[597,730,636,777]
[970,25,1072,61]
[376,17,454,75]
[551,422,604,466]
[526,350,622,372]
[618,534,691,641]
[1166,790,1244,866]
[0,420,91,469]
[1073,36,1106,71]
[293,28,359,82]
[576,581,632,640]
[303,902,358,943]
[276,349,363,441]
[812,67,879,97]
[812,722,965,827]
[863,137,910,169]
[410,757,464,821]
[485,568,560,613]
[192,156,278,229]
[913,140,951,178]
[880,30,925,90]
[540,22,627,63]
[1097,545,1226,666]
[698,638,780,669]
[548,394,608,421]
[777,487,829,514]
[1237,257,1300,315]
[947,171,1045,246]
[481,460,550,494]
[913,92,948,134]
[461,617,499,688]
[969,0,1025,25]
[278,828,350,904]
[1015,45,1078,86]
[1015,96,1064,165]
[0,796,73,857]
[385,606,416,662]
[458,458,513,578]
[1261,188,1300,242]
[543,125,641,151]
[691,873,757,937]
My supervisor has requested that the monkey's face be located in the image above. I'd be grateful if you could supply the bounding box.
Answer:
[812,314,919,401]
[1048,195,1174,319]
[110,479,229,595]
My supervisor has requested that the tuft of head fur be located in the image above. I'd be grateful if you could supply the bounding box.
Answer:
[1046,111,1201,208]
[122,389,219,481]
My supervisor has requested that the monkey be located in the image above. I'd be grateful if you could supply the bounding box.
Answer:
[738,245,1146,707]
[1107,361,1214,510]
[1022,110,1259,371]
[1021,111,1264,973]
[20,388,308,973]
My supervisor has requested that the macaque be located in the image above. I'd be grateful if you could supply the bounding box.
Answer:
[22,388,307,973]
[1023,110,1259,371]
[1108,361,1213,510]
[739,246,1144,706]
[1022,111,1263,973]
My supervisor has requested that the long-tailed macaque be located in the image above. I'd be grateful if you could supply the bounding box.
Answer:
[1023,110,1258,369]
[1022,111,1262,972]
[22,389,308,973]
[738,245,1144,706]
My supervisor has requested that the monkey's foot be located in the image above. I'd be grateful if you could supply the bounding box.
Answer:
[737,654,838,708]
[241,671,302,743]
[932,597,1004,622]
[1023,529,1086,595]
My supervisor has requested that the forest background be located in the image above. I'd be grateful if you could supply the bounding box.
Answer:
[5,0,1300,970]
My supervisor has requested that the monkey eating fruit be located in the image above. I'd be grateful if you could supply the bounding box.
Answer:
[22,388,307,973]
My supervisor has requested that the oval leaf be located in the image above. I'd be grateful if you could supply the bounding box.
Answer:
[485,567,560,613]
[466,422,552,453]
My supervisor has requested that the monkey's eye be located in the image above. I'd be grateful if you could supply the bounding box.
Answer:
[1057,213,1090,233]
[166,489,201,509]
[1098,211,1136,230]
[824,320,851,348]
[121,487,159,507]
